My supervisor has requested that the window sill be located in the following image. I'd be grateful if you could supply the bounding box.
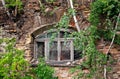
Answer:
[30,59,82,67]
[46,59,81,67]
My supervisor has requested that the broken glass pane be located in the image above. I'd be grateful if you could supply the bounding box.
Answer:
[60,31,70,38]
[74,50,82,60]
[36,33,46,38]
[37,42,44,57]
[61,41,70,60]
[49,41,58,60]
[47,32,58,38]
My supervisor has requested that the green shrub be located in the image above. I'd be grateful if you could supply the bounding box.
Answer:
[0,38,33,79]
[0,38,57,79]
[34,58,58,79]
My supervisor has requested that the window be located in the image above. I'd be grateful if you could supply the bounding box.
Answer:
[34,29,81,65]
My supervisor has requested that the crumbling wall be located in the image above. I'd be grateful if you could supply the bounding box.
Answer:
[97,41,120,79]
[0,0,120,79]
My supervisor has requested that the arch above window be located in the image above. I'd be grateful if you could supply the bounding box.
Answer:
[35,29,73,39]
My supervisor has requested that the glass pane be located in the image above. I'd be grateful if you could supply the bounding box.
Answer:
[74,50,82,60]
[49,41,58,60]
[60,31,70,38]
[47,32,58,38]
[36,33,46,38]
[61,41,71,60]
[37,42,44,57]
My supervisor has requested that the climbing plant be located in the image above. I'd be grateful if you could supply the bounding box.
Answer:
[89,0,120,44]
[52,0,120,78]
[0,38,33,79]
[33,58,58,79]
[0,38,57,79]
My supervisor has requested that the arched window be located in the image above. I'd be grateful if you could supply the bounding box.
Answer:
[34,29,81,65]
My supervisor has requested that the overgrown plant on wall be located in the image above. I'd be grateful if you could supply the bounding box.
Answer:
[52,0,120,78]
[74,0,120,78]
[38,0,58,16]
[0,38,57,79]
[0,38,32,79]
[89,0,120,44]
[33,58,58,79]
[53,9,107,79]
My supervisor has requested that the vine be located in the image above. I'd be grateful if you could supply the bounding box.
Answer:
[53,8,108,78]
[52,0,120,78]
[89,0,120,44]
[0,38,57,79]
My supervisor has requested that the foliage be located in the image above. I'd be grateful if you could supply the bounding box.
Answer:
[70,0,120,78]
[55,14,70,29]
[5,0,23,12]
[90,0,120,26]
[39,0,57,16]
[33,58,58,79]
[89,0,120,45]
[55,8,74,29]
[52,0,118,78]
[0,38,33,79]
[71,25,110,79]
[0,38,57,79]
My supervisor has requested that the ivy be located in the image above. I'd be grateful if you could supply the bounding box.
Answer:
[71,25,110,78]
[52,0,119,78]
[90,0,120,27]
[90,0,120,45]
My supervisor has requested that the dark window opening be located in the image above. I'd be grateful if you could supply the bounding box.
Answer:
[74,50,82,60]
[49,41,58,60]
[37,42,44,58]
[61,41,71,60]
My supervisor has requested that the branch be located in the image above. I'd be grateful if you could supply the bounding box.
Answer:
[104,13,120,79]
[69,0,80,32]
[106,13,120,54]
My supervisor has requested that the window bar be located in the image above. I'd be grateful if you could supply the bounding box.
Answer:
[70,40,74,61]
[58,31,61,61]
[45,40,49,61]
[58,39,61,61]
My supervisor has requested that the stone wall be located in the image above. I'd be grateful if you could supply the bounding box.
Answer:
[0,0,120,79]
[97,41,120,79]
[54,67,76,79]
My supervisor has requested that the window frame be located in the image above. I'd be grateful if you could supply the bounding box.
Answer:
[34,29,75,63]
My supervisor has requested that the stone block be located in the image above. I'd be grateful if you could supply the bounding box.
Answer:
[113,74,119,78]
